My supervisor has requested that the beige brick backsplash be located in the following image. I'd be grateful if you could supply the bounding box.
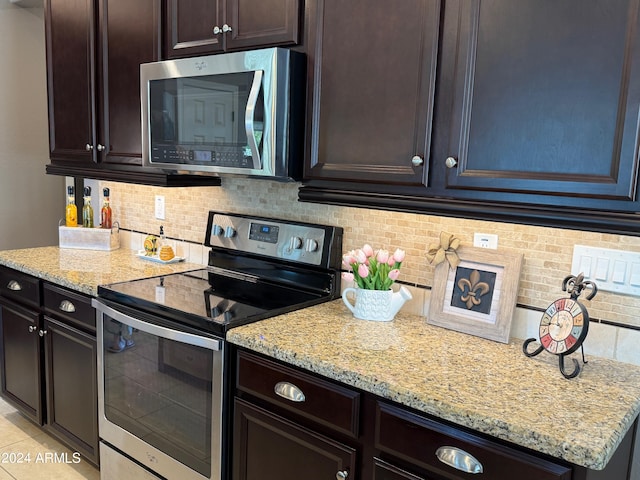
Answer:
[100,177,640,332]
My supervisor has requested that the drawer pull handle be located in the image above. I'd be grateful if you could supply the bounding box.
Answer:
[7,280,21,291]
[28,326,37,333]
[436,446,483,474]
[336,470,348,479]
[39,330,47,337]
[59,300,76,313]
[274,381,305,403]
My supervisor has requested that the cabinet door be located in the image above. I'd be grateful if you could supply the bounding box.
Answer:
[439,0,640,210]
[233,398,356,480]
[45,0,96,165]
[225,0,300,51]
[165,0,224,58]
[305,0,440,186]
[43,317,98,465]
[0,301,43,425]
[98,0,161,166]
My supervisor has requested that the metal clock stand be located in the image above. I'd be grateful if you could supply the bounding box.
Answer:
[523,273,597,379]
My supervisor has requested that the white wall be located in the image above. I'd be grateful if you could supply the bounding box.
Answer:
[0,1,63,249]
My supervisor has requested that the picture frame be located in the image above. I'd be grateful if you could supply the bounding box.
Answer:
[428,246,523,343]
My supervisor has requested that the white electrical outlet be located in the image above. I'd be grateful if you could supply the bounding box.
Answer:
[155,195,165,220]
[473,233,498,249]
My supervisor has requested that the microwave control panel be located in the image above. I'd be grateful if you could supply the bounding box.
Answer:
[151,146,252,168]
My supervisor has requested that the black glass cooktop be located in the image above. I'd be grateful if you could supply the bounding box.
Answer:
[98,268,328,335]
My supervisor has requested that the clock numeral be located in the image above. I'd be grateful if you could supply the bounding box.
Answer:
[540,313,552,326]
[546,303,557,316]
[556,340,567,353]
[555,298,565,312]
[565,335,577,350]
[539,325,550,337]
[565,299,576,311]
[573,312,584,326]
[541,334,553,349]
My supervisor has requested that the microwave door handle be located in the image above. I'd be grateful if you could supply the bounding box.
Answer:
[245,70,263,170]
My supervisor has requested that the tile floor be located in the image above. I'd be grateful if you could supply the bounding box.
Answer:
[0,397,99,480]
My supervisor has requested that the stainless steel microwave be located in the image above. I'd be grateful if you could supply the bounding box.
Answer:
[141,48,305,181]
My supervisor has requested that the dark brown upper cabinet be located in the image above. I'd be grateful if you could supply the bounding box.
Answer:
[44,0,220,186]
[165,0,301,59]
[45,0,160,168]
[438,0,640,209]
[304,0,440,187]
[300,0,640,235]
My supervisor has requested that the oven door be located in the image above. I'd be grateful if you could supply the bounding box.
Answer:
[93,300,224,480]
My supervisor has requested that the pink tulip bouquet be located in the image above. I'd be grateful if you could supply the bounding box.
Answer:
[342,244,406,290]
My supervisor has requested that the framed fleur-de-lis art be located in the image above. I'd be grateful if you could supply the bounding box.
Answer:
[428,246,523,343]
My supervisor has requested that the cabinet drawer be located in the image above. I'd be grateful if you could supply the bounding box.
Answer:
[236,350,360,437]
[0,266,41,308]
[43,283,95,333]
[375,402,572,480]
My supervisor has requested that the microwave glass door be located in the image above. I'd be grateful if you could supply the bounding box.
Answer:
[101,313,218,478]
[149,72,265,170]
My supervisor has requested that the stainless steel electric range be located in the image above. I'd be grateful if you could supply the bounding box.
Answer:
[92,211,343,480]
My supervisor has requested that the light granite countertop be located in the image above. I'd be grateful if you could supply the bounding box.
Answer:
[227,300,640,471]
[0,246,203,295]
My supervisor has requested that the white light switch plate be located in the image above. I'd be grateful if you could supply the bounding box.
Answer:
[572,245,640,296]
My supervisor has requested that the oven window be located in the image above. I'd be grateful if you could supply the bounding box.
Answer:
[102,315,213,478]
[149,72,265,169]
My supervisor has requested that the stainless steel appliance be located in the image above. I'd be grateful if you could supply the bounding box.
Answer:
[141,48,305,180]
[93,211,343,480]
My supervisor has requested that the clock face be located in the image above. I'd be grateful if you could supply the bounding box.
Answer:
[539,298,588,355]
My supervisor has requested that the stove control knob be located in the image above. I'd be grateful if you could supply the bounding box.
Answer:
[224,226,236,238]
[212,224,224,236]
[289,236,303,250]
[305,238,319,252]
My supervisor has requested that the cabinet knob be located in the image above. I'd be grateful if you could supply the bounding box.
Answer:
[39,330,47,337]
[7,280,21,291]
[85,144,94,151]
[28,325,37,333]
[435,446,483,474]
[59,300,76,313]
[336,471,348,480]
[445,156,458,168]
[411,155,424,167]
[97,144,105,152]
[222,23,232,33]
[274,381,306,402]
[213,25,222,35]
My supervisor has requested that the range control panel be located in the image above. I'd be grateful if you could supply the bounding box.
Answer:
[205,212,342,268]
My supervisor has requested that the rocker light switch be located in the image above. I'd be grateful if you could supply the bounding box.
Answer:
[612,261,626,284]
[594,257,609,281]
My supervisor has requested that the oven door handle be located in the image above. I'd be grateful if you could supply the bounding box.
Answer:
[92,299,223,351]
[245,70,263,170]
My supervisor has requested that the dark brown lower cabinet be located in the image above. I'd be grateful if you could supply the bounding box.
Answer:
[43,317,98,465]
[0,273,99,467]
[233,398,357,480]
[0,300,43,425]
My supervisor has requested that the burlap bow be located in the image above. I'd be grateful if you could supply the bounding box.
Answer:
[427,232,461,269]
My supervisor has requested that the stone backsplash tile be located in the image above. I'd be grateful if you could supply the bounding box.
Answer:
[101,177,640,331]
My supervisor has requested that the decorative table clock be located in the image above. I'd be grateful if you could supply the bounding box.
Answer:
[523,273,597,379]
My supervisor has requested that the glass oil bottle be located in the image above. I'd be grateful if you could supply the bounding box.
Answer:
[82,186,94,228]
[101,187,112,229]
[65,186,77,227]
